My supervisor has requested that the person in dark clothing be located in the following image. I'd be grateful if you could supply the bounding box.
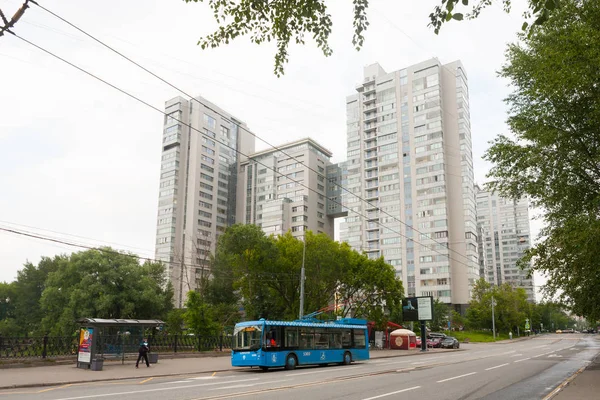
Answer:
[136,338,150,368]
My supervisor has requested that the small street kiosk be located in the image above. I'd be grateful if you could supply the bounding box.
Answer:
[76,318,164,371]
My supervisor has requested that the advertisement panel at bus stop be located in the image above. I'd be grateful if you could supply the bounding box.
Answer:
[77,327,94,363]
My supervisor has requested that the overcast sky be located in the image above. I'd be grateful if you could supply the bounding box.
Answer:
[0,0,544,296]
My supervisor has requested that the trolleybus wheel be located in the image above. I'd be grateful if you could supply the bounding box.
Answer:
[343,351,352,365]
[285,354,298,370]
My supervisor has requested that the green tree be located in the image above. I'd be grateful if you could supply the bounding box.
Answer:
[38,248,174,335]
[465,279,531,333]
[185,0,559,76]
[212,224,281,320]
[165,308,185,335]
[0,281,18,336]
[183,290,220,337]
[8,258,60,335]
[484,0,600,321]
[336,253,404,328]
[430,299,450,331]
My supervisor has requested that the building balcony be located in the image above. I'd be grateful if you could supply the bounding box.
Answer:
[364,85,376,95]
[365,190,379,200]
[364,113,377,123]
[364,124,377,132]
[364,151,378,161]
[366,222,379,231]
[367,210,379,220]
[363,102,377,113]
[365,180,378,189]
[364,139,378,150]
[363,95,377,105]
[364,161,378,170]
[365,201,379,211]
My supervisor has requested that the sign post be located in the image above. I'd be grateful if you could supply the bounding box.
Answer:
[402,296,433,352]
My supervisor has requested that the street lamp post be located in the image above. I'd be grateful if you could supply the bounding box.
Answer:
[491,295,496,339]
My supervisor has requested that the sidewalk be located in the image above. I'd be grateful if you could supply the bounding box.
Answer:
[0,348,446,390]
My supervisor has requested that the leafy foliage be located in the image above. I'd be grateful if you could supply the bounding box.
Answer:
[38,248,174,335]
[430,299,450,331]
[185,0,558,76]
[428,0,561,34]
[209,224,403,325]
[484,0,600,321]
[183,290,220,337]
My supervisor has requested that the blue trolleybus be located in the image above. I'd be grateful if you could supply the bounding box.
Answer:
[231,318,369,370]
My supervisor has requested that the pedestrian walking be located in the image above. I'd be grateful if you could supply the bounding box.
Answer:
[136,338,150,368]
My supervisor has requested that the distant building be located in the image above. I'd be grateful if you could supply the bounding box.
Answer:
[339,59,479,312]
[238,138,336,239]
[475,186,535,302]
[155,95,255,307]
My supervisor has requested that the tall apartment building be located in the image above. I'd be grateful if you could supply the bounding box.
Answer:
[238,138,335,239]
[340,60,479,312]
[475,186,535,302]
[155,95,255,307]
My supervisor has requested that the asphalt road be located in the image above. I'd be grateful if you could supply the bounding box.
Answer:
[1,334,598,400]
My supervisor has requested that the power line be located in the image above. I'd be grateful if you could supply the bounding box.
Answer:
[0,0,30,37]
[10,32,477,272]
[0,225,320,282]
[28,2,475,266]
[0,219,157,258]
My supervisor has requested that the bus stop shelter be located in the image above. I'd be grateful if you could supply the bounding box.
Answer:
[76,318,164,370]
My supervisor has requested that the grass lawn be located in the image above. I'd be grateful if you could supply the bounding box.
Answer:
[450,331,511,342]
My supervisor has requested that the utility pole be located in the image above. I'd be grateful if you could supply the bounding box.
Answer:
[491,295,496,339]
[299,234,307,319]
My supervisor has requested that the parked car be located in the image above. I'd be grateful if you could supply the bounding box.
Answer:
[416,336,422,347]
[426,333,446,348]
[440,336,460,349]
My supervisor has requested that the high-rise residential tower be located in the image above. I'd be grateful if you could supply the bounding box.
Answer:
[340,60,479,312]
[155,95,255,307]
[238,138,336,239]
[475,186,535,302]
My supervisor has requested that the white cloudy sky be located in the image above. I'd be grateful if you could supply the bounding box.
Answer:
[0,0,545,294]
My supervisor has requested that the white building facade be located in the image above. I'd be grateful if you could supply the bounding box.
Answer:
[476,186,535,302]
[238,138,335,239]
[340,60,479,311]
[155,95,255,307]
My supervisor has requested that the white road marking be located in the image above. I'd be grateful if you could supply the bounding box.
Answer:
[52,378,261,400]
[437,372,477,383]
[485,363,509,371]
[532,354,545,358]
[514,358,531,362]
[209,379,291,390]
[510,354,523,357]
[362,386,421,400]
[188,376,218,380]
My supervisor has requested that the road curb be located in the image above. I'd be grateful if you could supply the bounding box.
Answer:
[0,349,462,390]
[542,365,587,400]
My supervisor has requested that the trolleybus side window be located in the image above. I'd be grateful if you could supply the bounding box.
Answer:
[341,329,352,348]
[353,329,367,348]
[299,327,315,349]
[315,328,329,349]
[284,327,299,348]
[329,329,342,349]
